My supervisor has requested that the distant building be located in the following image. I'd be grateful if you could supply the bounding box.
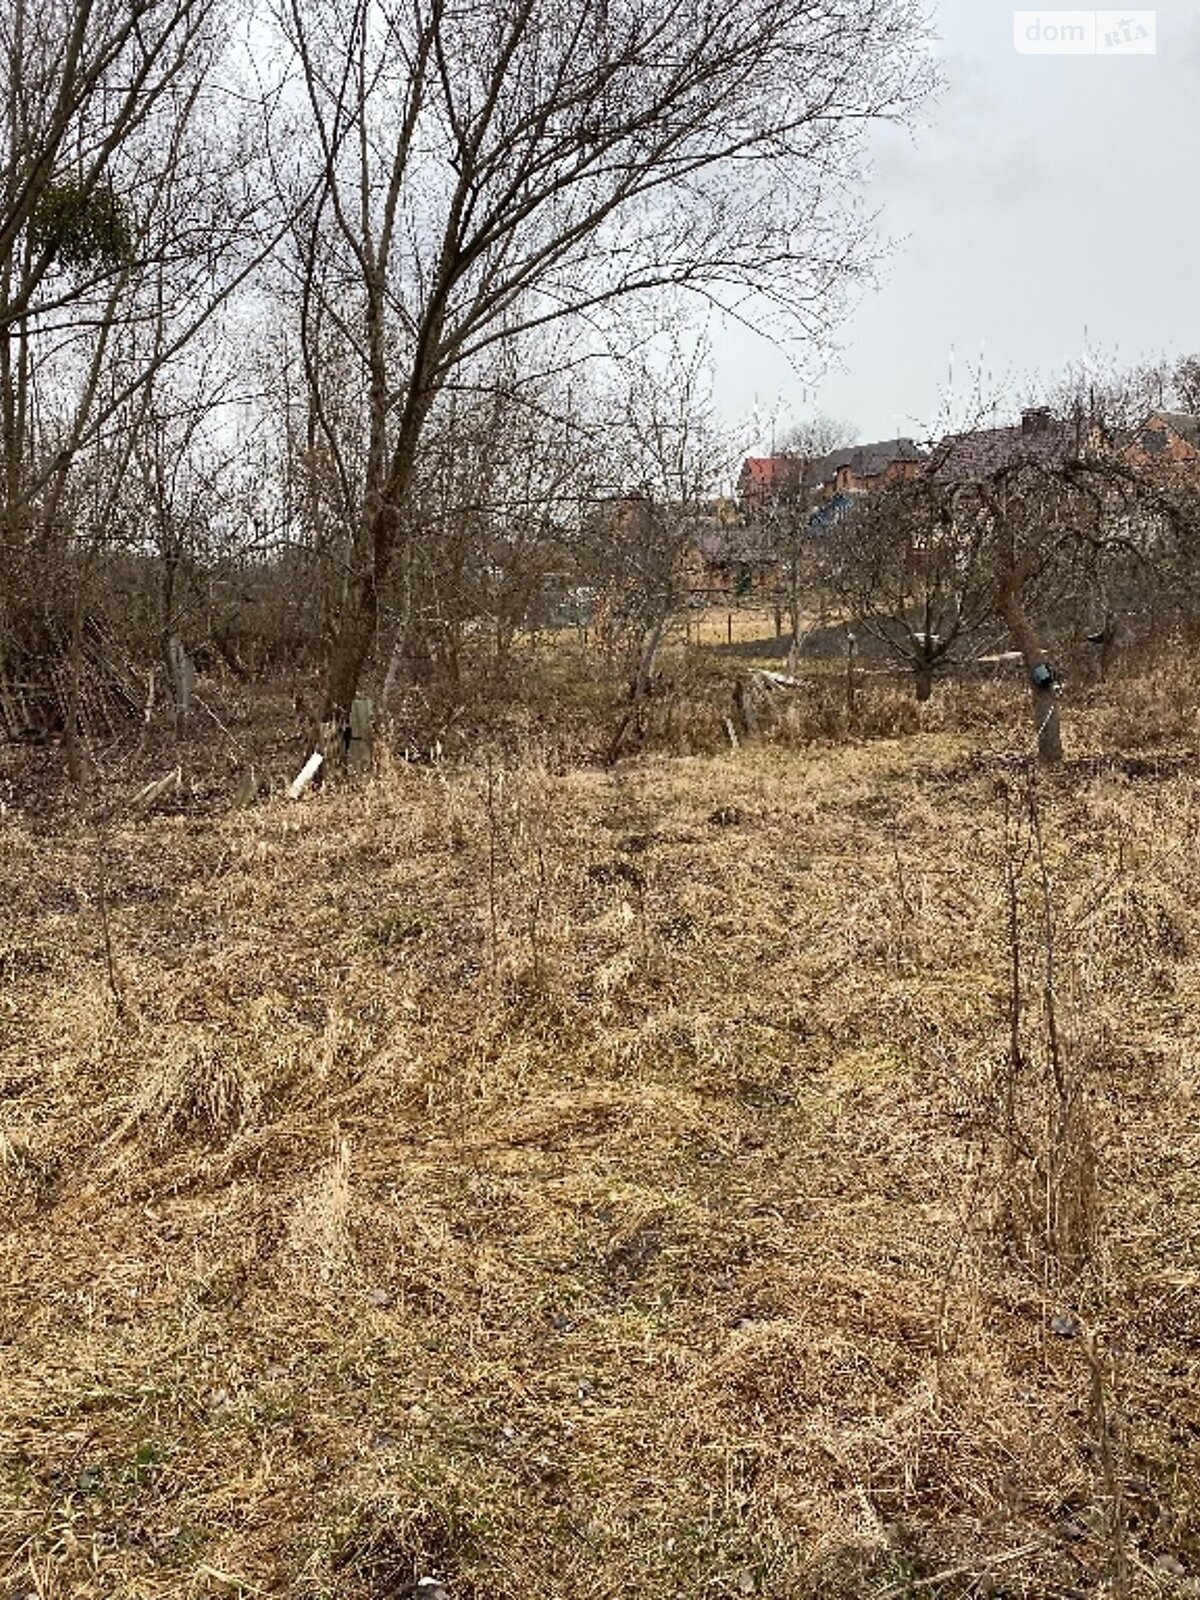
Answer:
[682,523,779,598]
[928,404,1200,491]
[736,437,926,510]
[737,456,799,504]
[712,437,926,597]
[929,407,1079,482]
[809,438,926,499]
[1122,411,1200,477]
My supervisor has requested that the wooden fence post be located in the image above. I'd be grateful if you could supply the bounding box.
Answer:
[348,696,374,775]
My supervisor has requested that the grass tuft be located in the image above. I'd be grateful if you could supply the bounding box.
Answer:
[130,1028,261,1148]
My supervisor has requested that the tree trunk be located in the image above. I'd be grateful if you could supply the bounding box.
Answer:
[845,629,857,715]
[1098,609,1116,681]
[605,609,670,766]
[321,569,379,746]
[914,663,933,702]
[998,574,1063,766]
[633,611,669,702]
[381,630,404,718]
[786,546,803,674]
[318,383,429,757]
[733,678,758,737]
[1031,681,1063,765]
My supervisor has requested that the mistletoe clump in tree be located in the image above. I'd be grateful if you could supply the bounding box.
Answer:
[28,179,134,272]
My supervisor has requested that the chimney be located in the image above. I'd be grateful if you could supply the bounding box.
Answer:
[1022,406,1054,434]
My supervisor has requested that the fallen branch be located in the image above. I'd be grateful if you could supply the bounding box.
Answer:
[751,669,803,690]
[131,765,181,811]
[873,1541,1045,1599]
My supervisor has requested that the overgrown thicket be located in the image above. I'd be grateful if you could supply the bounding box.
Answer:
[0,0,940,770]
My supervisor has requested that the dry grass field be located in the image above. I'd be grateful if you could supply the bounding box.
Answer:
[2,678,1199,1598]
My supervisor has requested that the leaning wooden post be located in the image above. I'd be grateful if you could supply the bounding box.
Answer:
[166,634,196,721]
[846,628,857,715]
[733,679,758,740]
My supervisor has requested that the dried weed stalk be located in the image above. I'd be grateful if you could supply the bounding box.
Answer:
[994,768,1098,1285]
[989,770,1134,1599]
[482,755,560,991]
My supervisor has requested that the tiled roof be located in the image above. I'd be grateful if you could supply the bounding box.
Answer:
[808,438,926,486]
[739,439,926,498]
[739,457,794,489]
[929,412,1078,482]
[691,525,778,563]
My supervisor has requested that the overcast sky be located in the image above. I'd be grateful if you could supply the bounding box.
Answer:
[721,0,1200,449]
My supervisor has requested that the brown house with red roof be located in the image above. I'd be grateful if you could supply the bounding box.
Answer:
[737,456,798,503]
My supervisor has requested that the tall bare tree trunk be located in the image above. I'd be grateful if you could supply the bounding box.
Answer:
[287,0,930,769]
[318,384,427,761]
[323,569,379,729]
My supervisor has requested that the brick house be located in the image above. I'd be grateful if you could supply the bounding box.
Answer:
[692,437,926,599]
[929,402,1200,520]
[737,456,800,504]
[1122,411,1200,478]
[736,438,926,510]
[812,439,926,499]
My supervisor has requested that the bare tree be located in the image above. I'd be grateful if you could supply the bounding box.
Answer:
[817,473,995,701]
[757,414,856,667]
[574,342,731,762]
[1172,355,1200,416]
[273,0,935,752]
[380,360,598,704]
[928,381,1200,763]
[0,0,280,757]
[0,0,245,510]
